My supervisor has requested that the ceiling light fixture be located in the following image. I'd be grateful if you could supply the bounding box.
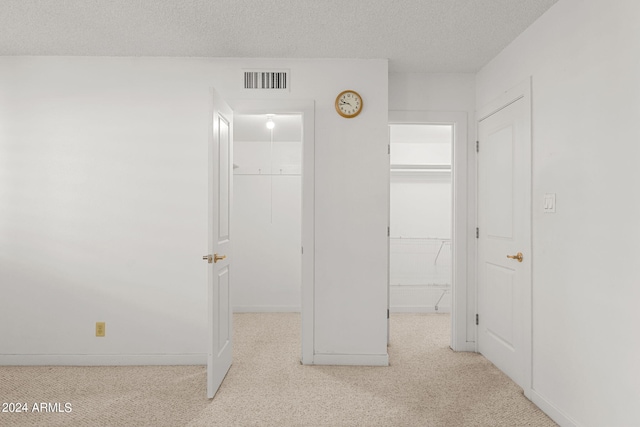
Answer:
[266,115,275,130]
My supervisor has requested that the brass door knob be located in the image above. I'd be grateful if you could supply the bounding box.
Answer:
[506,252,523,263]
[214,254,226,263]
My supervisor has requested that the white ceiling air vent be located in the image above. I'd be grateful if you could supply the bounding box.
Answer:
[243,70,289,90]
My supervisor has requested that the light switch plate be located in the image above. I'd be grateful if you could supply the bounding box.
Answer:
[544,193,556,213]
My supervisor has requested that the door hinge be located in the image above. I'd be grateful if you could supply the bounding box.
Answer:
[301,246,304,254]
[476,314,479,325]
[387,309,390,319]
[476,227,479,239]
[388,144,391,155]
[387,226,390,237]
[476,140,479,153]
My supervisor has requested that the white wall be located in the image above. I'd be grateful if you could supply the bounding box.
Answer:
[390,174,451,238]
[233,114,302,312]
[476,1,640,425]
[389,73,476,113]
[0,57,389,365]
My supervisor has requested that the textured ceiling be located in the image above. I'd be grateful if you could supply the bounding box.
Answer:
[0,0,558,73]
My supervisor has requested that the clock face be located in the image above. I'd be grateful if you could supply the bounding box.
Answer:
[335,90,363,118]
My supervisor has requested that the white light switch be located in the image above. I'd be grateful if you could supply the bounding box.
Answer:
[544,193,556,213]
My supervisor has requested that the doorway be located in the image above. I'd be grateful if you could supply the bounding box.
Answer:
[206,94,315,398]
[229,98,315,364]
[388,111,470,352]
[389,124,453,314]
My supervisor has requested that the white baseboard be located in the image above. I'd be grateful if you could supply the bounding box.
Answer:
[0,353,206,366]
[233,306,301,313]
[310,353,389,366]
[530,389,580,427]
[450,341,476,352]
[390,306,451,313]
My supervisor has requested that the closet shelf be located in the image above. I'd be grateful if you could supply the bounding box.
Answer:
[234,173,301,176]
[390,237,451,241]
[390,164,451,171]
[391,283,450,289]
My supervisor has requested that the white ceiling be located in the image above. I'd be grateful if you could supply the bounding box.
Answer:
[0,0,558,73]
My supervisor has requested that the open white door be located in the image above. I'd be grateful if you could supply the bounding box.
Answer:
[204,88,233,399]
[477,83,531,391]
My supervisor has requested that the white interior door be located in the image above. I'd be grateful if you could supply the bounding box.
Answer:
[205,88,233,399]
[477,92,531,390]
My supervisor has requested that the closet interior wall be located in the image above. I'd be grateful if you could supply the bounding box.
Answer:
[389,124,453,312]
[232,114,303,312]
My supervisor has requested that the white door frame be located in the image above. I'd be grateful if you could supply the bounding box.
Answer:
[229,99,315,364]
[475,78,532,396]
[389,111,473,352]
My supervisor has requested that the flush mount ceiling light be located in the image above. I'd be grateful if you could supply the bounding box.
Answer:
[266,115,275,130]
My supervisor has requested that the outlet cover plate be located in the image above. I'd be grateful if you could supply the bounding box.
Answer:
[96,322,106,337]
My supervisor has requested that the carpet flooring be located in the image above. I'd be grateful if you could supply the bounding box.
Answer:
[0,313,556,426]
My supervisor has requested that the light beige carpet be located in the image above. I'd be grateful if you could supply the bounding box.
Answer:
[0,313,556,426]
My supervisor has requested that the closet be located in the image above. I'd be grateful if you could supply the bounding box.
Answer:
[389,124,452,312]
[232,114,303,312]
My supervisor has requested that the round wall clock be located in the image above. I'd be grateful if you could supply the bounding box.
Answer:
[335,90,363,118]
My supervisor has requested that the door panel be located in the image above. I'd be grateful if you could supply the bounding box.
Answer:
[217,266,230,353]
[207,89,233,399]
[477,94,530,390]
[485,125,514,239]
[219,117,230,239]
[485,262,515,349]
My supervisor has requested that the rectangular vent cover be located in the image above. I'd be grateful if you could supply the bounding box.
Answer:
[244,70,289,90]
